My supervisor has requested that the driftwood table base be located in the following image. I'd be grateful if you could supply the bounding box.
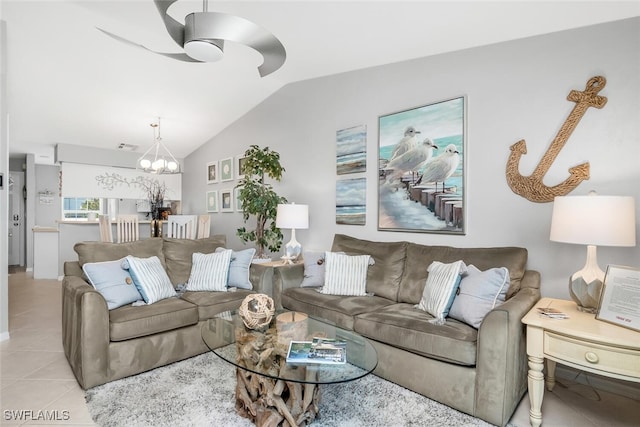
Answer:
[235,327,321,426]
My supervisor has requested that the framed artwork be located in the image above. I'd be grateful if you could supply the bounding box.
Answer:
[337,124,367,175]
[207,161,218,184]
[596,265,640,332]
[235,187,243,212]
[220,157,234,182]
[378,96,466,234]
[236,155,247,180]
[206,191,218,213]
[336,177,366,225]
[220,189,233,212]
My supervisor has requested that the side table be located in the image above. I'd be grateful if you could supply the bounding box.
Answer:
[521,298,640,427]
[250,259,303,310]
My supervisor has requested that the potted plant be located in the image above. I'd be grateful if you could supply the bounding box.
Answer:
[236,145,287,261]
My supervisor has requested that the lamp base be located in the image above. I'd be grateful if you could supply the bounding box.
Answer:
[569,276,603,314]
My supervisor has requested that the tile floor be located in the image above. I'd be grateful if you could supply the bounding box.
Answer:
[1,269,639,426]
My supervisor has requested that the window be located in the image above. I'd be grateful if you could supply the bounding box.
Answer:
[62,197,102,220]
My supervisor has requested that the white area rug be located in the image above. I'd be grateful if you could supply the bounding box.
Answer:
[85,350,510,427]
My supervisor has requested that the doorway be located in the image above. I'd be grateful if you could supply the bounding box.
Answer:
[8,171,25,267]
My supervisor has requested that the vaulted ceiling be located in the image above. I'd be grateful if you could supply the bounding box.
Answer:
[3,1,638,164]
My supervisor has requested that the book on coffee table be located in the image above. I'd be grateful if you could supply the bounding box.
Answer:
[286,337,347,364]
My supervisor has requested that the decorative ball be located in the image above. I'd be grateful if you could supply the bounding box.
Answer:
[238,294,275,330]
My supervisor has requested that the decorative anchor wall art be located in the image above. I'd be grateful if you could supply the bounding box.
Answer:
[506,76,607,203]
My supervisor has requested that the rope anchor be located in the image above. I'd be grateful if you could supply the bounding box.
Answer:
[506,76,607,203]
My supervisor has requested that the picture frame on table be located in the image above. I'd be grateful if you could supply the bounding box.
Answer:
[378,96,466,235]
[236,155,247,180]
[220,189,234,212]
[206,191,218,213]
[220,157,234,182]
[207,161,219,184]
[596,264,640,332]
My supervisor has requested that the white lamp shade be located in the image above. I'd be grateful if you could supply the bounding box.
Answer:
[550,195,636,247]
[276,204,309,229]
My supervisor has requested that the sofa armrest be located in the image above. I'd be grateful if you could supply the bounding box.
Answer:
[62,271,110,389]
[272,263,305,309]
[474,270,541,426]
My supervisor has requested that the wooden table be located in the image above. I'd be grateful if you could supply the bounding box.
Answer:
[521,298,640,427]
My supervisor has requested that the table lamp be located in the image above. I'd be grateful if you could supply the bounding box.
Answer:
[276,203,309,263]
[550,192,636,313]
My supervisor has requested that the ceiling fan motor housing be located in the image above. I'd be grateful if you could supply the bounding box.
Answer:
[184,13,225,62]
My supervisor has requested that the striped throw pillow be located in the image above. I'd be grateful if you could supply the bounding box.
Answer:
[186,249,233,292]
[320,251,371,296]
[123,255,176,304]
[416,260,467,324]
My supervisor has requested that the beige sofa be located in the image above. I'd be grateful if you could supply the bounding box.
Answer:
[62,236,273,389]
[277,234,541,427]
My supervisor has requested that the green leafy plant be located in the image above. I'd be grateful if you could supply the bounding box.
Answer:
[236,145,287,259]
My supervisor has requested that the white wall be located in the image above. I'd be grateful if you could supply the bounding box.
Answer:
[182,18,639,299]
[1,17,9,340]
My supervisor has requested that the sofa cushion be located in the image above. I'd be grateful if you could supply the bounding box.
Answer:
[416,260,466,324]
[109,297,198,341]
[162,235,227,285]
[123,255,177,304]
[74,238,165,267]
[281,287,395,331]
[398,243,528,304]
[354,303,478,366]
[331,234,407,301]
[448,265,510,328]
[321,252,372,296]
[181,290,254,320]
[185,250,232,291]
[82,258,143,310]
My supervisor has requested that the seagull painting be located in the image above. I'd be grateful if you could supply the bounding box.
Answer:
[390,126,421,160]
[386,138,438,182]
[416,143,460,192]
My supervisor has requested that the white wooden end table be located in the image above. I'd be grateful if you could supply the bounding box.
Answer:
[522,298,640,427]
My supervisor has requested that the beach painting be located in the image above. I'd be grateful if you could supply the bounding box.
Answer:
[336,125,366,175]
[336,178,366,225]
[378,96,465,234]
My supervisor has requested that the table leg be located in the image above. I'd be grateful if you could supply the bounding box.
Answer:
[527,355,545,427]
[546,359,557,391]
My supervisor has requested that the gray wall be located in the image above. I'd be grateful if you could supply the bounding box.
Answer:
[182,18,640,300]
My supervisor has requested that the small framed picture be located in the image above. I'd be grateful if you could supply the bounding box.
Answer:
[207,161,218,184]
[220,157,234,182]
[235,187,243,212]
[596,265,640,332]
[236,155,247,180]
[220,189,233,212]
[206,191,218,213]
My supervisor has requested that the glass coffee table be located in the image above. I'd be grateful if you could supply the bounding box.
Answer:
[201,310,378,426]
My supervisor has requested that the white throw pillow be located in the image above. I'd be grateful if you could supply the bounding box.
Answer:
[320,251,371,296]
[448,265,510,328]
[186,249,233,292]
[122,255,176,304]
[416,260,467,324]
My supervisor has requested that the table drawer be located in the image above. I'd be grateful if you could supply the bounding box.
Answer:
[544,332,640,379]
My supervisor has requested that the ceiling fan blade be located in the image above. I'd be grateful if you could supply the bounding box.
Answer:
[97,27,200,63]
[186,12,286,77]
[153,0,186,48]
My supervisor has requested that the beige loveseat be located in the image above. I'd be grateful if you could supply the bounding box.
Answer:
[278,234,541,427]
[62,236,272,389]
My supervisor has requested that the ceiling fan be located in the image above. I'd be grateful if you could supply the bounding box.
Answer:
[98,0,286,77]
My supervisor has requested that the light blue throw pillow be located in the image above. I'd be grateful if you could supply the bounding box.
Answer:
[215,247,255,289]
[82,258,143,310]
[300,250,326,288]
[448,265,510,328]
[122,255,176,304]
[416,260,467,324]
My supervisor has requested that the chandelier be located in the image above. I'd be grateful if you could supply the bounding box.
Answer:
[137,118,181,174]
